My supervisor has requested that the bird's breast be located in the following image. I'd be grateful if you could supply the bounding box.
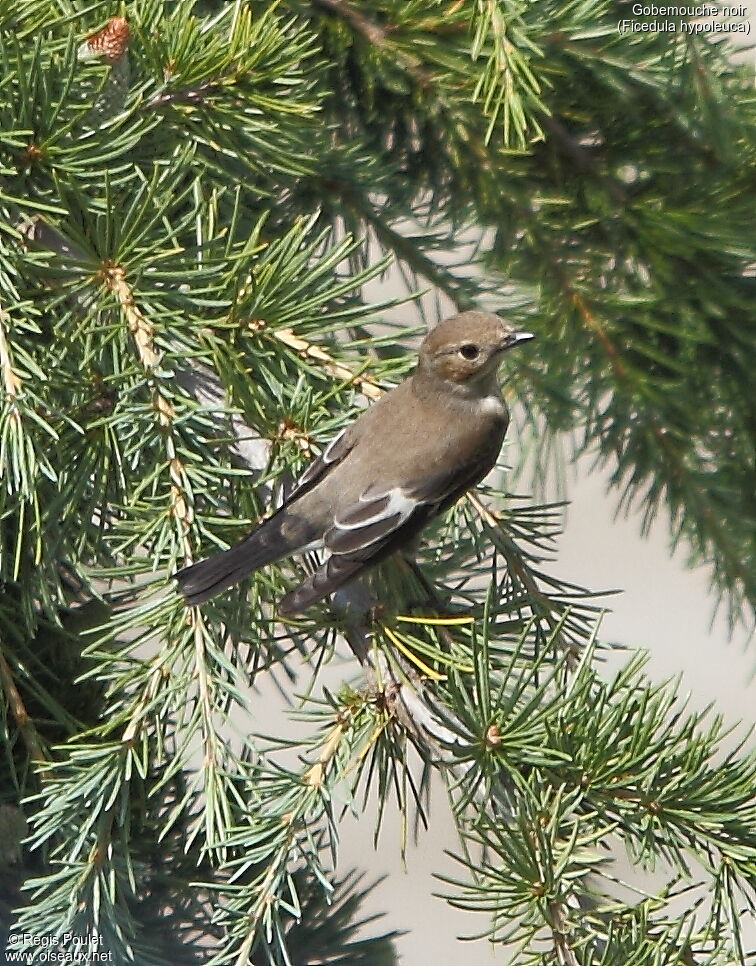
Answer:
[475,393,508,420]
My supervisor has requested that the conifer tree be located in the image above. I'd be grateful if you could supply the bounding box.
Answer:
[0,1,754,964]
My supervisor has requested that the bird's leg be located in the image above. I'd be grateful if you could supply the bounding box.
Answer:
[397,555,468,640]
[397,553,449,612]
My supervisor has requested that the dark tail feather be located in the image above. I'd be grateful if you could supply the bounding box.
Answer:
[175,520,289,606]
[278,556,366,616]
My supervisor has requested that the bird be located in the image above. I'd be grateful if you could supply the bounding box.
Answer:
[174,310,534,615]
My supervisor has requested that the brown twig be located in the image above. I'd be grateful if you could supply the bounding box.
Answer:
[0,306,22,419]
[312,0,388,46]
[261,323,384,401]
[0,639,46,765]
[104,264,194,553]
[331,584,472,769]
[548,899,580,966]
[311,0,429,85]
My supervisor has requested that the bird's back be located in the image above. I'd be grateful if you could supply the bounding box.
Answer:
[305,374,508,514]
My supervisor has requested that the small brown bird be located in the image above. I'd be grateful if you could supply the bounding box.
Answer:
[175,311,533,614]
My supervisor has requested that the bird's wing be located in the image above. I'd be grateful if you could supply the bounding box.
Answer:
[326,449,493,557]
[279,448,496,614]
[175,427,355,607]
[284,428,355,506]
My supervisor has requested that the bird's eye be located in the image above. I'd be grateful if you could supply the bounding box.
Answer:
[459,343,480,360]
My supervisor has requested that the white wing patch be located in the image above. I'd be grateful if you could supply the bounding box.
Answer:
[287,429,350,503]
[326,486,419,556]
[334,487,416,531]
[322,428,346,462]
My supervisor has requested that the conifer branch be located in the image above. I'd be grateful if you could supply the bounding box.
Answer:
[105,264,195,557]
[0,308,22,406]
[548,898,579,966]
[311,0,429,85]
[257,322,383,401]
[312,0,388,48]
[0,639,46,766]
[569,289,753,606]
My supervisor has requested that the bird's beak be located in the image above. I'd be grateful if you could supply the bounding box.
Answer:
[500,331,535,350]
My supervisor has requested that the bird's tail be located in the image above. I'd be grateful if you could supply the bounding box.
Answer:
[175,518,290,606]
[278,555,366,616]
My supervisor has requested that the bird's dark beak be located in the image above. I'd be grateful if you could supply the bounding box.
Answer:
[500,331,535,351]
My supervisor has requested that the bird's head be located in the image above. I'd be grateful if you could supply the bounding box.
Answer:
[417,311,533,392]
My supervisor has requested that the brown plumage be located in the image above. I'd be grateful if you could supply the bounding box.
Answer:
[174,311,533,614]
